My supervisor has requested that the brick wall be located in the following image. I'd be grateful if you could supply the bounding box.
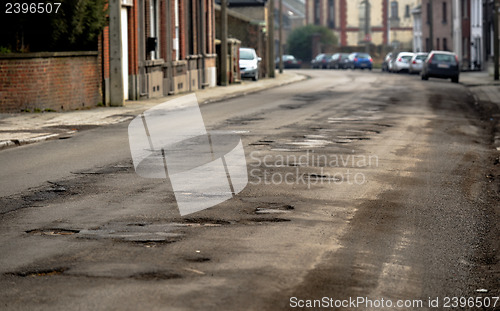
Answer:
[0,52,102,112]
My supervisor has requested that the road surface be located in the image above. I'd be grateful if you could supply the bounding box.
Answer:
[0,70,498,310]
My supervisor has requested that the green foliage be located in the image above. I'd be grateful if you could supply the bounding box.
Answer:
[0,0,108,52]
[0,46,12,54]
[287,25,338,62]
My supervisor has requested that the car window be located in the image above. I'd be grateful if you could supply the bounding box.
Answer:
[433,53,456,63]
[332,54,339,60]
[240,49,255,60]
[315,54,324,60]
[416,54,428,60]
[402,56,412,61]
[358,53,370,59]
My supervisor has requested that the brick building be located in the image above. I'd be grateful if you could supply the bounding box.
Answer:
[103,0,217,103]
[421,0,453,52]
[305,0,418,49]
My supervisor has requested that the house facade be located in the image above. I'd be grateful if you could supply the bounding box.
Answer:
[412,5,423,52]
[416,0,484,70]
[103,0,217,105]
[305,0,418,49]
[421,0,453,52]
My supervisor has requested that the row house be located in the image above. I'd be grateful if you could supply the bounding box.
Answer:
[417,0,484,70]
[103,0,217,104]
[305,0,418,50]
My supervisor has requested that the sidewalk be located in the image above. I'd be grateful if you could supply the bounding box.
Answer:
[461,71,500,106]
[0,72,306,150]
[461,71,500,150]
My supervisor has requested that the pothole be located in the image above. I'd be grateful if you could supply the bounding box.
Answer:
[255,203,294,215]
[249,140,275,146]
[246,218,291,223]
[306,173,341,181]
[7,267,67,277]
[26,228,80,236]
[184,257,211,263]
[78,222,184,243]
[182,218,232,226]
[132,271,182,280]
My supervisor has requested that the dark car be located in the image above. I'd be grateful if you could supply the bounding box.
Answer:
[327,53,350,69]
[421,51,459,83]
[275,55,302,69]
[382,52,392,72]
[311,53,332,69]
[347,52,373,70]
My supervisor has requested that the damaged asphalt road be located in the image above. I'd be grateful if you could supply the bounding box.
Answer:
[0,70,499,310]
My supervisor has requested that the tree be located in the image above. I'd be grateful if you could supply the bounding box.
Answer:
[0,0,108,53]
[287,25,337,61]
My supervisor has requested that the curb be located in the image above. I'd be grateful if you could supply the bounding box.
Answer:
[0,133,61,150]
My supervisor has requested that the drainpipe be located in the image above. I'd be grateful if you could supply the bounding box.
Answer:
[109,0,124,106]
[166,0,174,94]
[268,0,275,78]
[221,0,228,86]
[200,0,207,88]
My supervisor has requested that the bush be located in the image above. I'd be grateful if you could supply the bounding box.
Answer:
[287,25,337,62]
[0,0,108,52]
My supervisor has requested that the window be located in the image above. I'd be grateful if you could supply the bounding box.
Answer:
[443,38,448,51]
[437,38,440,50]
[426,38,430,51]
[174,0,179,60]
[442,2,447,23]
[462,0,468,18]
[328,0,335,28]
[404,4,410,18]
[391,1,399,19]
[149,0,159,60]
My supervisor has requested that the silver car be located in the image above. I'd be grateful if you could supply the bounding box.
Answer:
[409,53,428,74]
[239,47,261,81]
[391,52,414,73]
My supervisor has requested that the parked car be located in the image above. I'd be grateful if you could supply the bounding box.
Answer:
[421,51,460,83]
[327,53,350,69]
[391,52,414,73]
[275,54,302,69]
[311,53,332,69]
[382,52,392,72]
[239,47,261,81]
[347,52,373,70]
[408,52,428,74]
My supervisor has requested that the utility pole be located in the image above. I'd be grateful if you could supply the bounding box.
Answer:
[364,0,370,54]
[429,0,433,51]
[387,0,391,49]
[268,0,276,78]
[495,0,499,80]
[279,0,283,73]
[221,0,228,86]
[109,0,124,106]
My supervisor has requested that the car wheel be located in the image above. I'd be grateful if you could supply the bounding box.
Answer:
[252,71,258,81]
[451,76,459,83]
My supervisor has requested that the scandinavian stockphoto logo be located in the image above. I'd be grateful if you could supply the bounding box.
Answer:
[128,94,248,216]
